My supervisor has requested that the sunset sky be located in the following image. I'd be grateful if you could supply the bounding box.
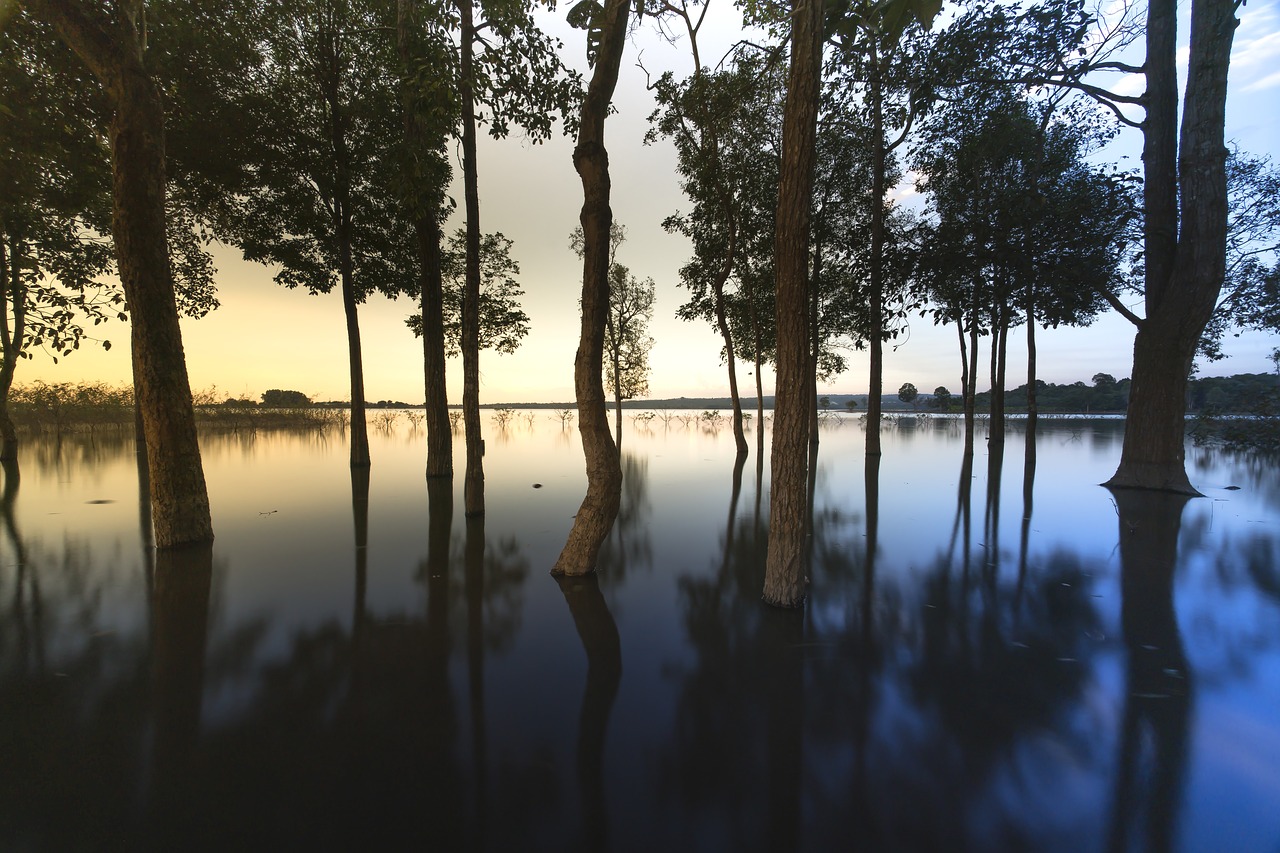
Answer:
[22,0,1280,405]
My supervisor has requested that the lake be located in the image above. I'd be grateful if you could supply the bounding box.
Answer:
[3,411,1279,851]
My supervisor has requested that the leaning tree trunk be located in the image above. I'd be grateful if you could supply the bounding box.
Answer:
[397,0,452,478]
[763,0,823,608]
[339,263,370,467]
[1106,0,1235,493]
[457,0,485,515]
[551,0,629,575]
[26,1,213,547]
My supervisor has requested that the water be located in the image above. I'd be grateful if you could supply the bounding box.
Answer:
[2,412,1278,851]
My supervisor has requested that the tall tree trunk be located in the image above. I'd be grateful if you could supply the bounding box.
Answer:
[339,264,370,467]
[552,0,629,575]
[808,240,821,475]
[396,0,452,478]
[420,220,452,476]
[324,21,370,469]
[763,0,823,608]
[989,304,1008,445]
[957,319,974,457]
[866,45,886,458]
[457,0,484,515]
[1025,283,1038,427]
[26,1,214,546]
[1107,0,1236,493]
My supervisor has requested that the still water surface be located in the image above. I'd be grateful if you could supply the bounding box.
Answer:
[3,413,1279,851]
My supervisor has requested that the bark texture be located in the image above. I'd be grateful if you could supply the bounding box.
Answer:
[762,0,823,608]
[396,0,452,478]
[551,0,630,575]
[26,0,213,546]
[0,237,21,461]
[1106,0,1236,493]
[457,0,484,515]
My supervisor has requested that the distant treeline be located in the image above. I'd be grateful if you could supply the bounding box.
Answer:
[968,372,1279,415]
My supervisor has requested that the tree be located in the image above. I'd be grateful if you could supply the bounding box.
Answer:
[930,385,951,410]
[20,0,214,547]
[1102,0,1239,493]
[605,264,655,447]
[647,2,775,460]
[897,382,918,407]
[826,7,935,458]
[997,0,1241,492]
[762,0,825,608]
[261,389,312,407]
[762,0,941,606]
[407,229,531,357]
[1,10,220,462]
[0,16,115,459]
[569,222,655,448]
[449,0,580,517]
[552,0,630,576]
[215,0,409,469]
[395,0,456,478]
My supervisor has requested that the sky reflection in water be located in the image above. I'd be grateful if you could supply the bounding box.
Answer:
[2,413,1279,851]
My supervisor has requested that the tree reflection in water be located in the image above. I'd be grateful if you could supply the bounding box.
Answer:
[1106,489,1193,853]
[555,572,622,853]
[2,423,1279,849]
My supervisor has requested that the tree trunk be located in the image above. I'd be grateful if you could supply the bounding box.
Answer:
[866,45,886,458]
[763,0,823,608]
[397,0,452,479]
[26,1,214,547]
[0,236,22,461]
[420,219,452,477]
[1026,284,1038,427]
[713,282,748,458]
[339,264,370,467]
[808,240,821,476]
[957,319,973,456]
[457,0,485,515]
[989,304,1008,445]
[1107,0,1236,492]
[552,0,629,575]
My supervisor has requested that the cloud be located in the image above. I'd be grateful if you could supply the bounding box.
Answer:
[1233,3,1280,91]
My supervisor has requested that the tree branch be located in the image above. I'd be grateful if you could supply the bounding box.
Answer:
[1102,288,1144,327]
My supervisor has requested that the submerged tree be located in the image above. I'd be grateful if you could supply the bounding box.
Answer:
[552,0,632,576]
[396,0,456,478]
[604,263,655,448]
[448,0,580,517]
[19,0,214,546]
[217,0,409,469]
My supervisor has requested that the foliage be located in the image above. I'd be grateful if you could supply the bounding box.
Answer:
[261,389,312,407]
[0,13,217,379]
[929,386,951,410]
[897,382,918,405]
[406,229,530,356]
[605,263,656,404]
[213,0,412,303]
[1200,151,1280,360]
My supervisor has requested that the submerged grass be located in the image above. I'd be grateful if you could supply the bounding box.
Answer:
[9,382,350,434]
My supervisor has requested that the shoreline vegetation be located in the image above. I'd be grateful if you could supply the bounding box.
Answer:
[8,375,1277,451]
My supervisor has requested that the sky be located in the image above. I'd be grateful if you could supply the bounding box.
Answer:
[23,0,1280,405]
